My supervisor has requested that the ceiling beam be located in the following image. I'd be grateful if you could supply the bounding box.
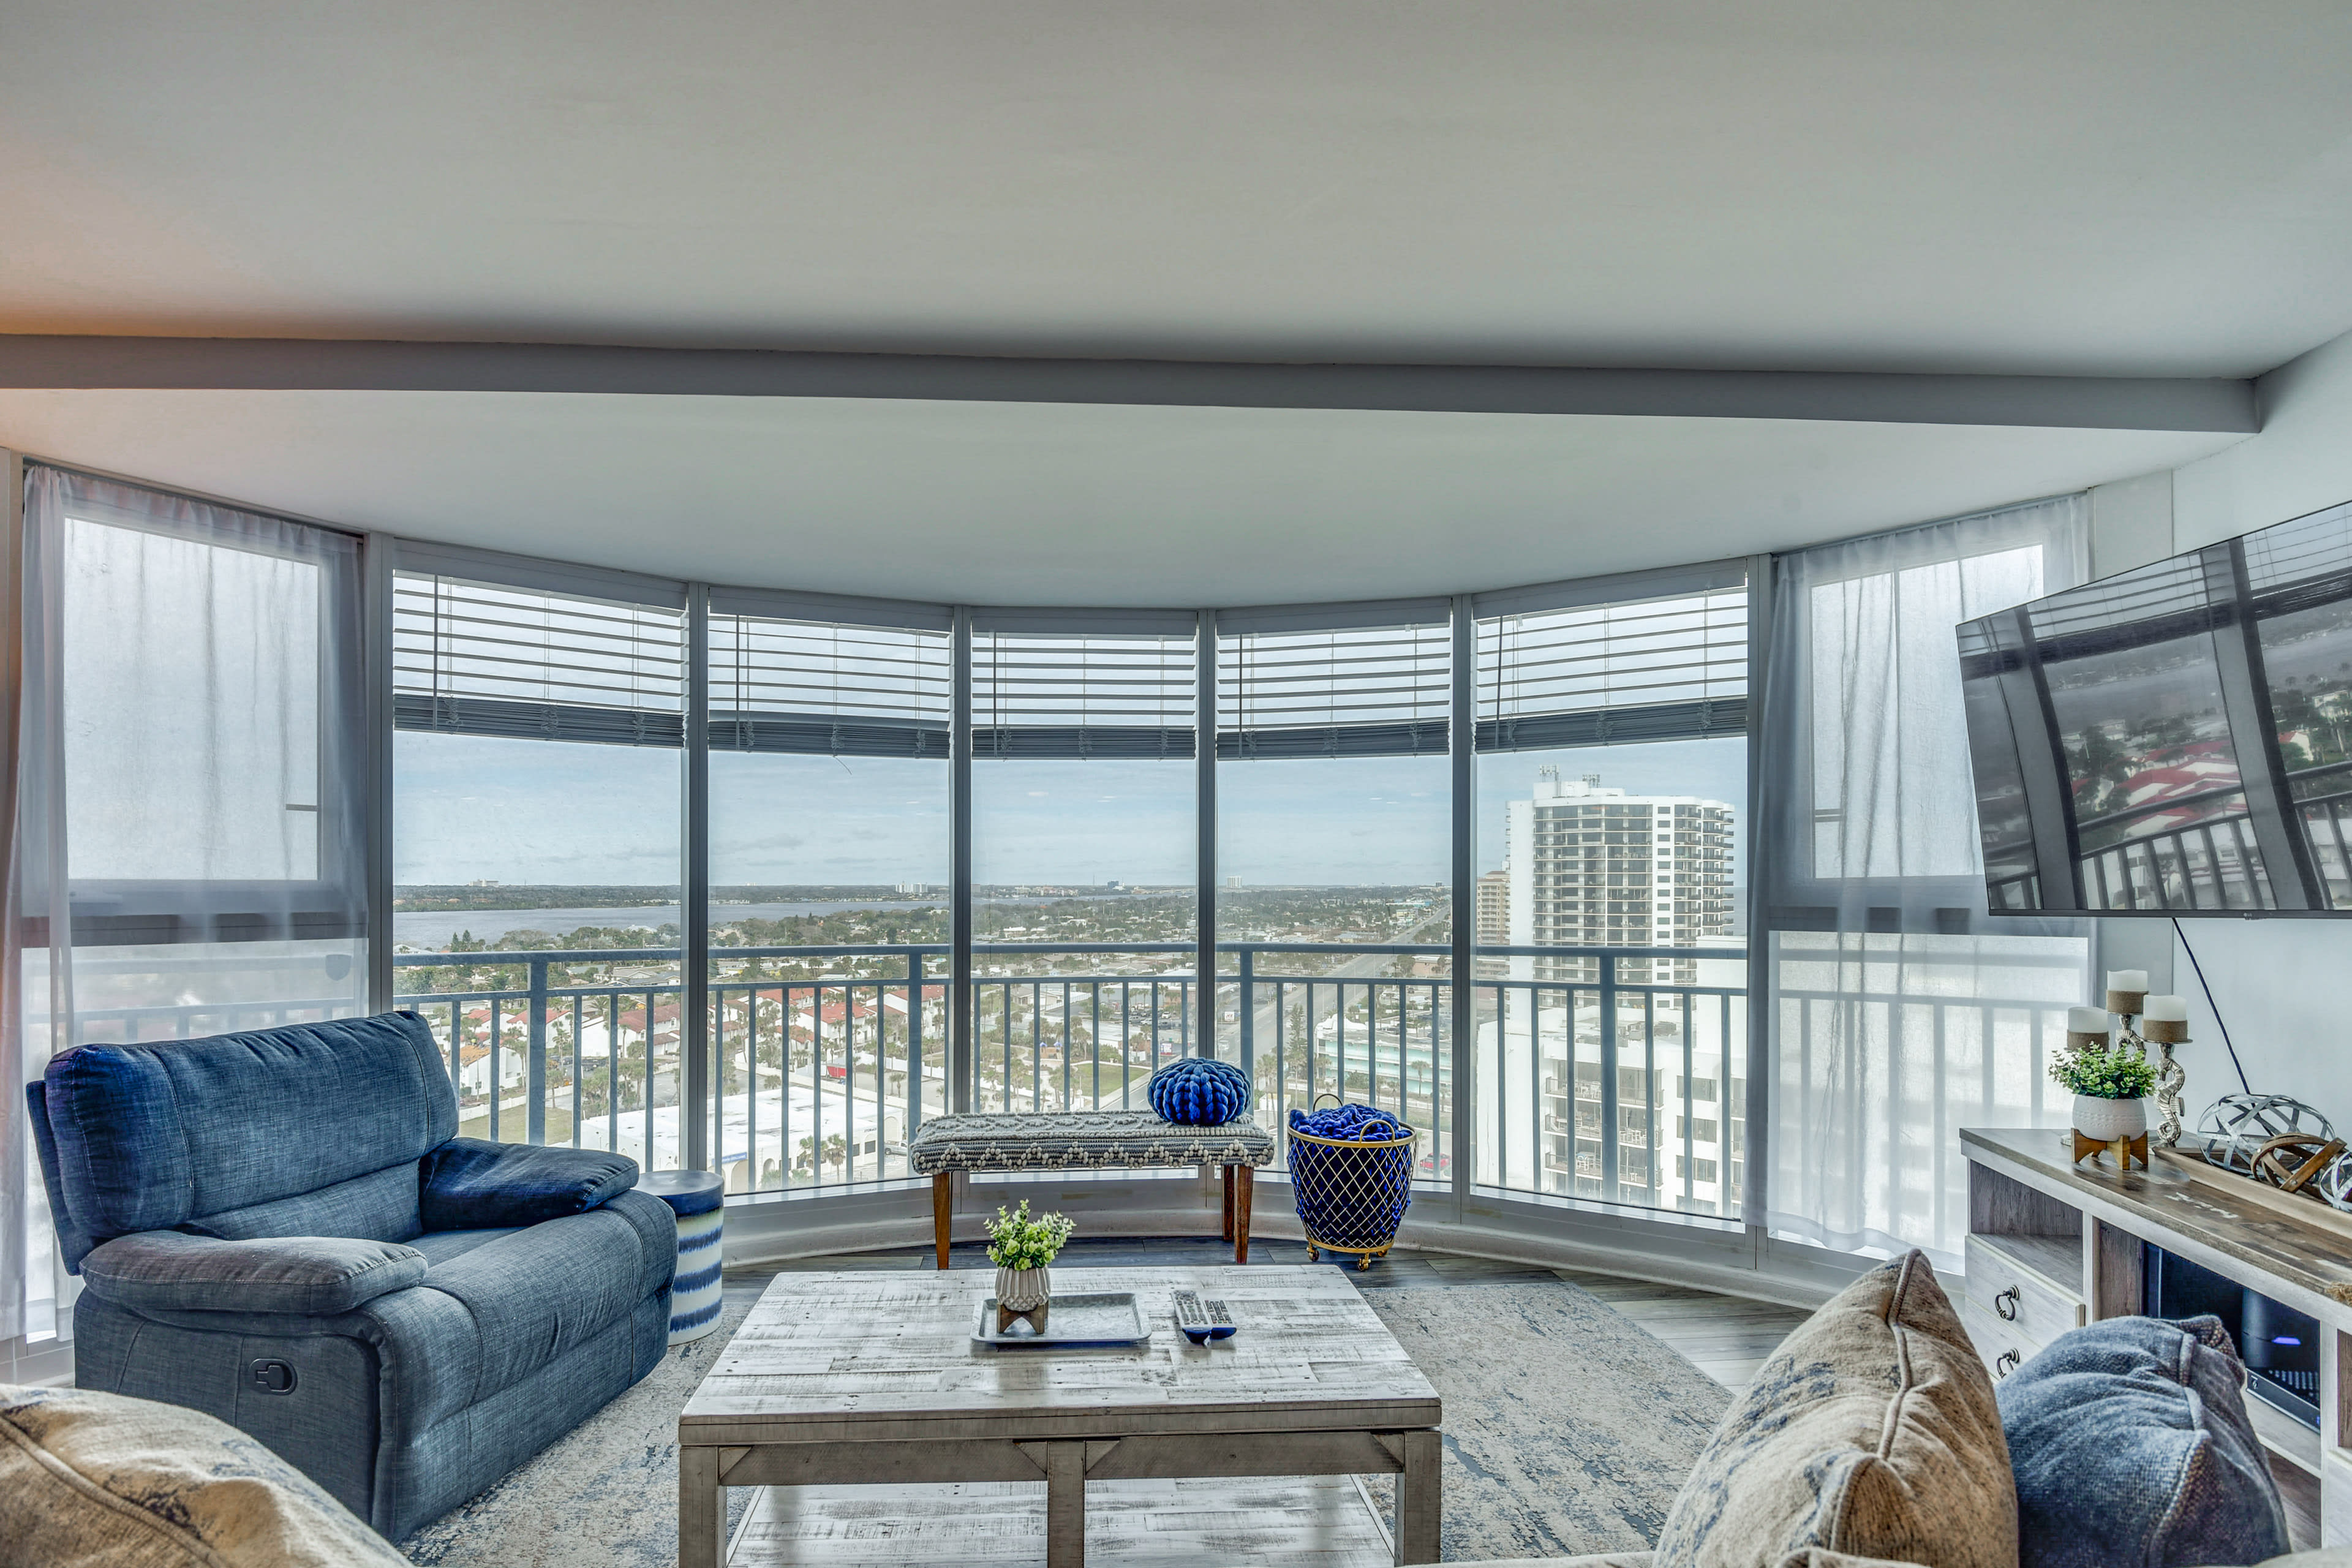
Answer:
[0,334,2257,432]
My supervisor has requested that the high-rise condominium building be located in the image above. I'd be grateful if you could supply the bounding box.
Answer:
[1501,771,1735,984]
[1480,769,1742,1213]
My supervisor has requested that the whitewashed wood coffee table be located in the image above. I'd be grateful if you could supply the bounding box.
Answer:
[678,1265,1442,1568]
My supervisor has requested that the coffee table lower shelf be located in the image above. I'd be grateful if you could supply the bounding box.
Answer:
[721,1474,1398,1566]
[682,1428,1441,1568]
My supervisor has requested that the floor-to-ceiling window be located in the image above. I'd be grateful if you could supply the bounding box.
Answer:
[1471,567,1751,1213]
[968,612,1199,1112]
[12,467,370,1342]
[1761,499,2090,1265]
[1215,605,1453,1170]
[389,556,685,1165]
[706,592,950,1190]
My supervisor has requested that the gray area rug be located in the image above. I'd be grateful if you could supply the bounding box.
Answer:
[1361,1281,1729,1562]
[401,1272,1727,1566]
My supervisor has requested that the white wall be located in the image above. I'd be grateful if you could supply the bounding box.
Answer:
[2152,325,2352,1131]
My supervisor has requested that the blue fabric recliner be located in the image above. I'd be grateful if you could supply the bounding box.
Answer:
[24,1010,676,1541]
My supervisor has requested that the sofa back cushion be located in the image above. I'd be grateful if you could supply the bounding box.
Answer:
[39,1012,454,1262]
[0,1381,413,1567]
[1653,1250,2016,1568]
[1999,1314,2288,1568]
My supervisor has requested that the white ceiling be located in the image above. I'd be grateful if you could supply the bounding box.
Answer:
[0,391,2239,603]
[5,2,2352,374]
[2,2,2344,597]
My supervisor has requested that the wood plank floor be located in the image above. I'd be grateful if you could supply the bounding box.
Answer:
[1553,1268,1812,1393]
[733,1235,1812,1396]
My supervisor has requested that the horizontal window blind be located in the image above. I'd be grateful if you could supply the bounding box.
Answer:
[393,573,686,747]
[1217,620,1450,758]
[971,628,1196,760]
[709,614,951,758]
[2245,497,2352,595]
[1476,585,1747,750]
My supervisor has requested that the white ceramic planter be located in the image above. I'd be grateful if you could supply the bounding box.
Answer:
[2073,1094,2148,1142]
[995,1265,1051,1313]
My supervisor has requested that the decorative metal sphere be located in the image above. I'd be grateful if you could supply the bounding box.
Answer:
[2197,1093,2340,1177]
[2312,1151,2352,1215]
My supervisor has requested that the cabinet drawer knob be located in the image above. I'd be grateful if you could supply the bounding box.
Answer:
[1994,1349,2020,1378]
[1994,1286,2021,1321]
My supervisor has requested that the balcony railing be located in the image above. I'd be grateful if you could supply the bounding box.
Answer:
[389,939,1748,1222]
[1474,944,1748,1217]
[56,938,1752,1226]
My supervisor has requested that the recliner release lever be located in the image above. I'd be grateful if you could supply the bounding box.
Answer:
[249,1359,297,1395]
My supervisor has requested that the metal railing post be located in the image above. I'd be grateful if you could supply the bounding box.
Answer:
[526,954,548,1144]
[907,949,925,1138]
[1599,957,1620,1201]
[1237,946,1255,1105]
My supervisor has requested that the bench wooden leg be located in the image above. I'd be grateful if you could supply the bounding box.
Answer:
[932,1171,952,1270]
[1221,1164,1235,1242]
[1235,1165,1253,1264]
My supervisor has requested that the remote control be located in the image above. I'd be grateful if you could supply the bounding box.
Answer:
[1202,1298,1237,1340]
[1174,1289,1213,1342]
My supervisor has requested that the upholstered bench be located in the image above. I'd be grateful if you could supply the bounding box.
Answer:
[908,1112,1276,1266]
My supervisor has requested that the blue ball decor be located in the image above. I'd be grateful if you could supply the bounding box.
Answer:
[1146,1058,1250,1126]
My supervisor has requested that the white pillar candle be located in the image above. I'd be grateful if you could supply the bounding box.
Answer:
[2068,1006,2112,1034]
[2105,970,2149,993]
[2142,995,2188,1022]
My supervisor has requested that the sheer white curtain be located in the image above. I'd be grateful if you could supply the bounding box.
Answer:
[1760,497,2092,1267]
[6,467,370,1348]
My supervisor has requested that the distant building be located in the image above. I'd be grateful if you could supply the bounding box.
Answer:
[1473,869,1511,978]
[1475,869,1508,944]
[1503,770,1735,986]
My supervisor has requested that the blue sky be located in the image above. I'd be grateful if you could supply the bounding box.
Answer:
[394,733,1746,887]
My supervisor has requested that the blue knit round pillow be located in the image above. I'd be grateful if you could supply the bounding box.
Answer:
[1147,1059,1250,1126]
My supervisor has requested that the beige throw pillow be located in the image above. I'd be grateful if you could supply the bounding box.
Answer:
[0,1382,410,1568]
[1652,1251,2016,1568]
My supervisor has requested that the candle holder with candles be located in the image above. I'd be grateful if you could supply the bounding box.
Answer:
[2137,995,2192,1146]
[2100,968,2196,1147]
[2107,963,2173,1147]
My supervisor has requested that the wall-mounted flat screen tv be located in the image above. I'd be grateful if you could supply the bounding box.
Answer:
[1959,497,2352,916]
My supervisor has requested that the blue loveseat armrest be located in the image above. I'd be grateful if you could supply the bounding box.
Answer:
[419,1138,639,1232]
[78,1231,428,1316]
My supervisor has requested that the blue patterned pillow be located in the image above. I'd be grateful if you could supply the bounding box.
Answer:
[1146,1060,1249,1126]
[1999,1314,2288,1568]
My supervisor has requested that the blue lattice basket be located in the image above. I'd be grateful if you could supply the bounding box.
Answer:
[1287,1107,1416,1270]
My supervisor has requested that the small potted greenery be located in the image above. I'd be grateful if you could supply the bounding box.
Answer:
[986,1200,1076,1333]
[2051,1035,2158,1144]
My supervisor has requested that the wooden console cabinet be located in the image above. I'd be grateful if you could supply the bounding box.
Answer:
[1962,1126,2352,1551]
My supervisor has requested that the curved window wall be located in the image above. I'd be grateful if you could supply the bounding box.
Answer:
[377,551,1765,1227]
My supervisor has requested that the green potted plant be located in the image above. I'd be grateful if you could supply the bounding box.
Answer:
[986,1200,1076,1333]
[2051,1033,2157,1144]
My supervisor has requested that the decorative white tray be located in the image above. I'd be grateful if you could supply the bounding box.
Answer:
[971,1291,1149,1348]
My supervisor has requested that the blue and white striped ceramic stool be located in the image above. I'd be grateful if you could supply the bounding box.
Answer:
[640,1169,725,1344]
